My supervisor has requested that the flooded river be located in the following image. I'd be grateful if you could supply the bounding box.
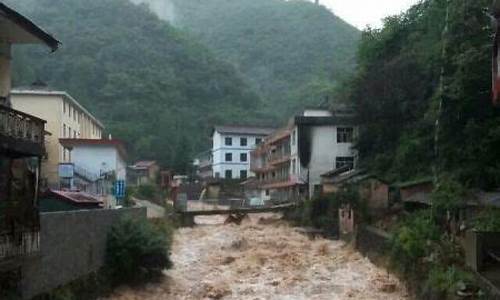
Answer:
[108,214,408,300]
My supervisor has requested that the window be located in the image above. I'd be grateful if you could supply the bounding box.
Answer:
[240,153,247,162]
[69,105,71,117]
[73,130,77,138]
[225,153,233,162]
[215,172,220,178]
[291,130,296,145]
[63,101,66,114]
[240,137,247,146]
[336,156,355,170]
[292,159,296,174]
[73,108,76,121]
[265,189,270,196]
[225,170,232,179]
[240,170,247,179]
[63,124,66,137]
[68,127,72,138]
[256,138,262,145]
[337,127,354,143]
[225,137,232,146]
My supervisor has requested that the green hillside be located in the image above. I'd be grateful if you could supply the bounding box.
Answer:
[6,0,266,171]
[156,0,360,115]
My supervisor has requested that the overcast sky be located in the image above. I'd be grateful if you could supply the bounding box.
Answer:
[316,0,421,29]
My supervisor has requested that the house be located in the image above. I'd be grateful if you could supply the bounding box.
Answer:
[11,83,104,189]
[193,150,213,179]
[58,138,127,207]
[211,125,275,179]
[321,169,390,213]
[391,177,434,207]
[250,108,357,202]
[128,160,160,186]
[0,0,59,283]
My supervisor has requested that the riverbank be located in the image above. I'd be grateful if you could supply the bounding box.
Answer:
[106,213,408,299]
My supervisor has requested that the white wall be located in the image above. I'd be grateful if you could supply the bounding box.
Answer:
[211,131,265,179]
[71,145,126,179]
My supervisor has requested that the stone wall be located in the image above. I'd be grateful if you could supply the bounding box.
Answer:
[21,207,146,299]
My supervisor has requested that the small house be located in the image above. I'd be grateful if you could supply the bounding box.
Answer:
[128,160,160,186]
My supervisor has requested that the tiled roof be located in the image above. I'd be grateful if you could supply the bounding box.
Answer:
[49,190,103,206]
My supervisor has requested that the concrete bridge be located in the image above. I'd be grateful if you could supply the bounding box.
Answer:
[177,203,295,226]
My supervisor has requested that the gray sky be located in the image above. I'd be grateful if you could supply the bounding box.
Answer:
[316,0,420,29]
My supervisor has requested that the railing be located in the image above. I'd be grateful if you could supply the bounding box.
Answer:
[74,164,99,182]
[0,230,40,260]
[0,105,45,147]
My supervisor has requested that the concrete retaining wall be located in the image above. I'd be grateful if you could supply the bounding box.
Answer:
[21,207,146,299]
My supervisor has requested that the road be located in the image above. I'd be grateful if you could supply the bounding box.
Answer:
[107,214,408,300]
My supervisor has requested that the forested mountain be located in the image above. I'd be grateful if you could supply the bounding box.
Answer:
[5,0,267,171]
[338,0,500,189]
[136,0,360,116]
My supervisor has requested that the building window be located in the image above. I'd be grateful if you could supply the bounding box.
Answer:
[240,170,247,179]
[73,130,77,138]
[68,126,72,138]
[73,108,76,121]
[240,153,247,162]
[69,105,71,117]
[336,156,355,170]
[225,153,233,162]
[215,172,220,178]
[291,130,296,145]
[337,127,354,143]
[240,137,247,146]
[292,159,296,174]
[265,189,270,196]
[256,138,262,145]
[225,170,232,179]
[225,137,232,146]
[63,124,66,137]
[63,101,66,114]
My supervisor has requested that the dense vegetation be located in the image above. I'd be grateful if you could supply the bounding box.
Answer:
[339,0,500,189]
[6,0,267,171]
[140,0,360,116]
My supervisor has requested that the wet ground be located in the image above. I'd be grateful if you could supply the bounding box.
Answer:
[107,213,408,300]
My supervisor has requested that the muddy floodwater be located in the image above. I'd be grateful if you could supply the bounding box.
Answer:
[108,214,408,300]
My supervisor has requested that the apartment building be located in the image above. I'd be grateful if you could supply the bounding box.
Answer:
[211,125,275,179]
[250,108,357,202]
[11,84,104,187]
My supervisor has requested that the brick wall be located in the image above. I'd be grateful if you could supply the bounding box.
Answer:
[21,207,146,299]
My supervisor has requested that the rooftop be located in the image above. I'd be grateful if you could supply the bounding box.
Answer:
[47,190,103,206]
[0,2,60,51]
[59,138,127,159]
[12,83,105,129]
[130,160,157,169]
[213,125,276,136]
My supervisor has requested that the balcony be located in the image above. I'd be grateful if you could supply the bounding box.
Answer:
[0,105,46,157]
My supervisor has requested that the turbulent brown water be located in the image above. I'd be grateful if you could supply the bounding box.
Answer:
[107,214,408,300]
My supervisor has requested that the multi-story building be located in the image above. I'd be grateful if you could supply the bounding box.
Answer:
[250,108,357,202]
[11,84,104,188]
[211,125,275,179]
[0,0,59,287]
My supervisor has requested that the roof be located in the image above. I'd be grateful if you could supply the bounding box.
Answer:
[392,177,434,189]
[130,160,157,169]
[0,2,60,51]
[294,116,356,126]
[213,125,276,136]
[11,88,105,129]
[48,189,103,206]
[59,138,127,159]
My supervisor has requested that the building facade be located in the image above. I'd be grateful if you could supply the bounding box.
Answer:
[250,108,357,202]
[0,1,59,289]
[211,126,275,179]
[11,86,104,188]
[128,160,160,186]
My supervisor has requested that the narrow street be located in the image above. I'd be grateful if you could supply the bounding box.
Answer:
[108,214,408,300]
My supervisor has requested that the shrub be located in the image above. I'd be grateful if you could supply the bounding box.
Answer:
[136,184,157,200]
[424,265,475,298]
[389,210,440,274]
[473,209,500,232]
[432,176,467,219]
[106,217,172,284]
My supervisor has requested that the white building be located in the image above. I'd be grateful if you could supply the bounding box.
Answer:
[250,108,357,201]
[59,138,127,207]
[211,125,275,179]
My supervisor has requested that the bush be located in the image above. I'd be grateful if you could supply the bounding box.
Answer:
[389,210,440,274]
[424,265,475,298]
[473,209,500,232]
[135,184,157,200]
[106,217,172,284]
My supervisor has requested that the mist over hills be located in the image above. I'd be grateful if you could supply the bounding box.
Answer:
[136,0,360,115]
